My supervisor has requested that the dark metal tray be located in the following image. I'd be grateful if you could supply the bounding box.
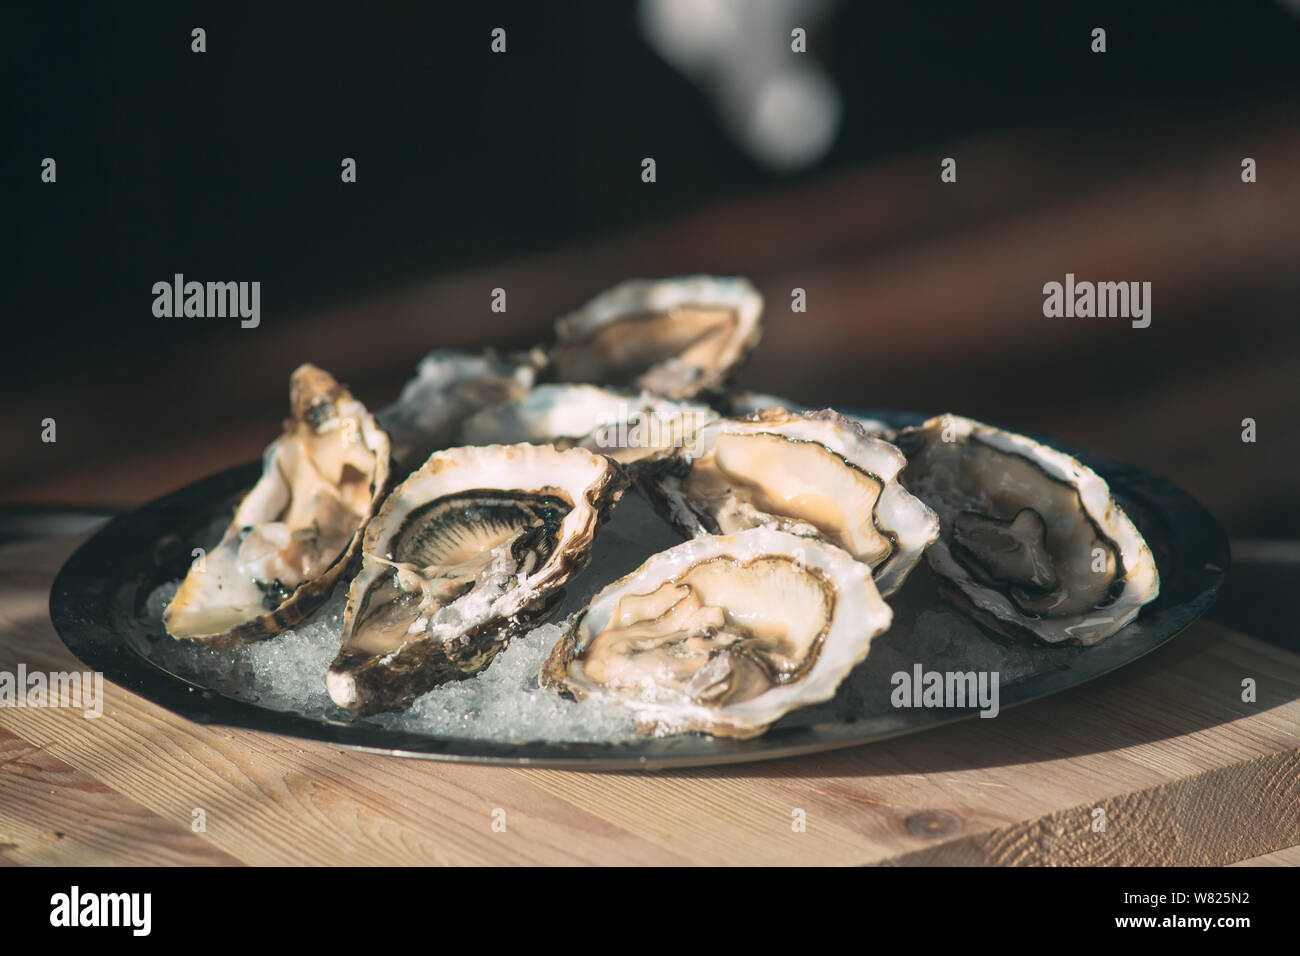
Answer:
[49,412,1228,769]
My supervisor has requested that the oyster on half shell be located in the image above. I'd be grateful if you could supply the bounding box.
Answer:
[165,364,390,645]
[550,276,763,400]
[633,409,940,597]
[461,383,719,464]
[725,391,891,437]
[540,527,892,738]
[327,443,625,715]
[378,348,544,477]
[895,414,1160,645]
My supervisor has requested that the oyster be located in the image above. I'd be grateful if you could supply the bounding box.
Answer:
[550,276,763,400]
[540,527,892,738]
[378,348,543,476]
[461,383,718,464]
[895,414,1160,645]
[328,443,626,715]
[726,391,891,437]
[165,364,390,644]
[633,409,940,596]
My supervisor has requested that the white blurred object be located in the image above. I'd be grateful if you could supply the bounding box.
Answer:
[639,0,842,172]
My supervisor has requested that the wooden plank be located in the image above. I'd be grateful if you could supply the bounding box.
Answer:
[3,534,1299,865]
[0,724,243,866]
[884,748,1300,866]
[1231,844,1300,867]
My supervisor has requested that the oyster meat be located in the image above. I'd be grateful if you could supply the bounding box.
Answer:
[541,527,892,738]
[461,383,718,464]
[165,364,390,644]
[895,414,1160,645]
[633,409,939,596]
[550,275,763,400]
[328,443,626,715]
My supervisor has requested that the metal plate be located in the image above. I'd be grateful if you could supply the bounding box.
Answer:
[48,412,1228,769]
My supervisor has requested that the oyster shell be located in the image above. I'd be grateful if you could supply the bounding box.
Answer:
[726,391,891,437]
[165,364,390,645]
[895,414,1160,645]
[461,383,718,464]
[540,527,892,738]
[632,409,940,596]
[550,276,763,400]
[328,443,626,715]
[378,348,543,476]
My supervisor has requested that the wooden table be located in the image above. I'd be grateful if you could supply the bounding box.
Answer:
[4,96,1299,865]
[3,532,1298,866]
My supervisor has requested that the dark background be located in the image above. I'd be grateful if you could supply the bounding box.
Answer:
[6,1,1300,543]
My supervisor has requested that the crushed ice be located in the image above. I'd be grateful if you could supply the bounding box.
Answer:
[141,491,1083,742]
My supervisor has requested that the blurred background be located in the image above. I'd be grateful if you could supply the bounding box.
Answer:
[5,0,1300,575]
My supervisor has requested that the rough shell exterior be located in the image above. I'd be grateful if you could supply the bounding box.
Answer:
[164,364,390,646]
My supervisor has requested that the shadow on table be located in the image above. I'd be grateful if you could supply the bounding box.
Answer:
[603,620,1298,781]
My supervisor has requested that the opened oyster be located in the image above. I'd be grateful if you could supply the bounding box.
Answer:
[726,391,891,437]
[378,348,543,476]
[147,268,1188,748]
[462,383,718,464]
[540,527,892,738]
[165,364,390,644]
[896,414,1160,645]
[328,443,625,715]
[550,276,763,400]
[633,409,940,596]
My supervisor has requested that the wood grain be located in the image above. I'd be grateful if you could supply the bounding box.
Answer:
[1232,844,1300,867]
[0,724,243,866]
[2,534,1298,866]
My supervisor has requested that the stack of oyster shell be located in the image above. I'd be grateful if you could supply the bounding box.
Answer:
[163,276,1160,739]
